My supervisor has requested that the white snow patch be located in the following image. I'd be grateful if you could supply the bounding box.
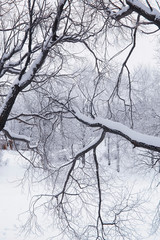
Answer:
[0,150,160,240]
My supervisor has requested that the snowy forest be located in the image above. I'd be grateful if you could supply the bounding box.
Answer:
[1,0,160,239]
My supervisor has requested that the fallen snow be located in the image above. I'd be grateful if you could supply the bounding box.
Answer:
[0,151,28,240]
[0,150,160,240]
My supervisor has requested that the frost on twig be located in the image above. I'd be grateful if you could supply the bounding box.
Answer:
[2,127,37,149]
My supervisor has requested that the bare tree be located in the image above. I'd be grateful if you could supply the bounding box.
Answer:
[1,0,160,239]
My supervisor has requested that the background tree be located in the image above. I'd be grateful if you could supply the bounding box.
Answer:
[1,0,160,239]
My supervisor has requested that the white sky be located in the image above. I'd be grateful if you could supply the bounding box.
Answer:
[128,34,158,68]
[106,29,158,71]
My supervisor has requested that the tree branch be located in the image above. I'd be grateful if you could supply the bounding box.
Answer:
[0,0,67,131]
[72,108,160,153]
[126,0,160,28]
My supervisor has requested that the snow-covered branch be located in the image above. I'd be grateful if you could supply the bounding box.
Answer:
[2,127,38,149]
[72,109,160,153]
[3,127,30,143]
[112,0,160,28]
[111,6,133,20]
[126,0,160,27]
[0,0,67,131]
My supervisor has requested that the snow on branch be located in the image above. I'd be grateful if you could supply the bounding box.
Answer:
[111,0,160,28]
[3,127,30,143]
[59,0,66,5]
[0,0,67,132]
[126,0,160,27]
[13,0,68,90]
[110,6,133,20]
[72,108,160,153]
[3,127,38,149]
[2,127,37,149]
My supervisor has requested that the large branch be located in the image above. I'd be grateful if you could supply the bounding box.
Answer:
[72,108,160,153]
[113,0,160,28]
[3,127,30,143]
[111,6,133,20]
[74,130,106,160]
[127,0,160,28]
[0,0,67,131]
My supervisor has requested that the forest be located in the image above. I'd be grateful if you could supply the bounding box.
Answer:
[0,0,160,239]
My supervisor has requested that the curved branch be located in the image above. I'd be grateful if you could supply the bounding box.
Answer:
[74,130,106,160]
[112,6,133,20]
[114,0,160,29]
[3,127,30,143]
[72,108,160,153]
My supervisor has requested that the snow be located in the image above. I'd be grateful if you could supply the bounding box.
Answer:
[111,6,130,18]
[112,0,160,23]
[96,116,160,147]
[59,0,66,5]
[0,151,59,240]
[0,150,160,239]
[0,152,28,240]
[74,109,160,149]
[3,127,30,142]
[0,79,18,116]
[153,8,160,21]
[18,52,44,89]
[127,0,160,20]
[127,0,152,13]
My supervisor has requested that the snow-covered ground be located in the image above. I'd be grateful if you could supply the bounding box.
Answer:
[0,151,28,240]
[0,151,51,240]
[0,150,160,240]
[0,151,63,240]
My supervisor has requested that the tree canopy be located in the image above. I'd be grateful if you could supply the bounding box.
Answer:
[1,0,160,239]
